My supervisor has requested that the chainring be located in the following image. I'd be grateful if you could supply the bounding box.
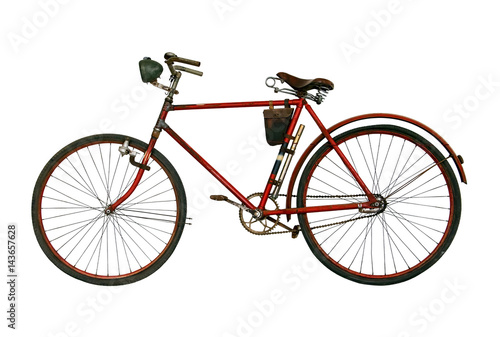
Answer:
[239,193,280,235]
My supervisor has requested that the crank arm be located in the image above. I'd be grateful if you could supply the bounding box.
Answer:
[265,216,293,231]
[265,216,301,238]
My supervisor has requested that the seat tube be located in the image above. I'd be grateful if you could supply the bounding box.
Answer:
[304,103,376,202]
[258,101,304,209]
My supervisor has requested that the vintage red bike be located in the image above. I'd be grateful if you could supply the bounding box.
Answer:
[32,52,466,285]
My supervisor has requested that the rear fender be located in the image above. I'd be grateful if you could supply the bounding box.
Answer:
[285,113,467,221]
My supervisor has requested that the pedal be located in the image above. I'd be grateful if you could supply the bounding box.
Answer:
[210,195,228,201]
[291,225,300,239]
[210,195,254,215]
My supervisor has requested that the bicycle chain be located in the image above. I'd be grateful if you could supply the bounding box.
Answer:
[245,193,377,236]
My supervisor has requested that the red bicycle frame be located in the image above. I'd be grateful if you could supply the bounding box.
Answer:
[108,97,377,217]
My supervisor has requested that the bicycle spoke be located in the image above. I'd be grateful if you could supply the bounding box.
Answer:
[64,156,102,202]
[109,215,136,273]
[42,207,97,221]
[115,210,174,237]
[120,187,173,209]
[76,152,106,207]
[355,136,376,194]
[388,178,446,206]
[86,216,110,274]
[87,146,111,203]
[44,185,100,211]
[380,213,401,273]
[311,175,361,201]
[112,212,160,257]
[45,215,103,232]
[354,216,376,273]
[118,208,178,221]
[369,134,382,194]
[49,214,103,242]
[62,214,104,260]
[337,218,372,265]
[318,157,359,188]
[385,207,442,244]
[54,166,100,201]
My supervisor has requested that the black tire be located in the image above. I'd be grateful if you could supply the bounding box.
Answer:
[297,125,461,285]
[32,134,186,285]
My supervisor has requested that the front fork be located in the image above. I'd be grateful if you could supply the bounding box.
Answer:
[105,99,171,215]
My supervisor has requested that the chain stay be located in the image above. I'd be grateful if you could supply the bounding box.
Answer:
[249,193,377,236]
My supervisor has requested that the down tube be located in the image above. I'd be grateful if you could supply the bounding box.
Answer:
[163,124,256,210]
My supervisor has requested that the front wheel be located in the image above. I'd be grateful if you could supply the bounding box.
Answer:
[32,134,186,285]
[297,125,461,285]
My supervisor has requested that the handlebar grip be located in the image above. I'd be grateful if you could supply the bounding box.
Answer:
[164,52,201,67]
[175,57,201,67]
[174,65,203,76]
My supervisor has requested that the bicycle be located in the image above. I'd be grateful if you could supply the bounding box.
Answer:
[31,52,466,286]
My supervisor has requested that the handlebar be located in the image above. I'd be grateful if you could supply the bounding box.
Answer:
[164,52,202,77]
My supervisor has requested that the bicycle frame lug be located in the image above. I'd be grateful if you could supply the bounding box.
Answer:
[156,119,168,130]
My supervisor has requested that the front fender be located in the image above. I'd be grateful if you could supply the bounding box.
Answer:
[285,113,467,221]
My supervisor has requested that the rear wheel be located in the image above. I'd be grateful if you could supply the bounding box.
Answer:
[297,125,461,285]
[32,134,186,285]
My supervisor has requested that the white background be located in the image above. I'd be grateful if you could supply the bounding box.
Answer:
[1,0,499,336]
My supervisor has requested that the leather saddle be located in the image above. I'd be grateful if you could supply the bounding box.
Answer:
[277,72,334,92]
